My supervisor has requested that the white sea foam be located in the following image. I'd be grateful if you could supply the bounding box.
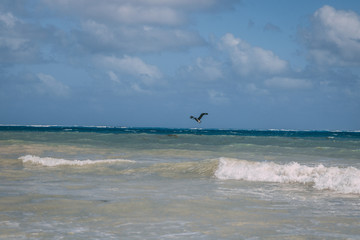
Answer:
[19,155,135,167]
[215,157,360,194]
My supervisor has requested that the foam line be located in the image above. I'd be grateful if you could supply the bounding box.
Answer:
[19,155,135,167]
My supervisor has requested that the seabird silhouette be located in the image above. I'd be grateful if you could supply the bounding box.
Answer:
[190,113,208,123]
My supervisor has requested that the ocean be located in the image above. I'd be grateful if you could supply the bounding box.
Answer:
[0,126,359,239]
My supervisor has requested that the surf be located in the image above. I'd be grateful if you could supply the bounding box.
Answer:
[19,155,360,194]
[19,155,135,167]
[215,157,360,194]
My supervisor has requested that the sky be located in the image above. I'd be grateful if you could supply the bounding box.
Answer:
[1,0,360,130]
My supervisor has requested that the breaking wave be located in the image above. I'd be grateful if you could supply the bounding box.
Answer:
[19,155,135,167]
[215,157,360,194]
[19,155,360,194]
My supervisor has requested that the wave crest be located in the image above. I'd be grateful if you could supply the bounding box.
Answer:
[215,157,360,194]
[19,155,135,167]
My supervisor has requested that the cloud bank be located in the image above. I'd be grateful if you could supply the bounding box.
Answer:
[0,1,359,129]
[302,5,360,66]
[220,33,289,76]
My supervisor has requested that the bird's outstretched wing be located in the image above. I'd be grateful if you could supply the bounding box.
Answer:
[198,113,208,120]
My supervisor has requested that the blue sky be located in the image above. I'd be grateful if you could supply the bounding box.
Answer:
[1,0,360,130]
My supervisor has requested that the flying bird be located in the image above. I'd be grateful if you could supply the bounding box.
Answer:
[190,113,208,123]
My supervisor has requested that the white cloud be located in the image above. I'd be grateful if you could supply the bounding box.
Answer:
[37,73,70,97]
[0,11,17,28]
[43,0,183,26]
[0,10,54,64]
[107,71,120,83]
[0,36,27,51]
[39,0,239,54]
[82,20,115,44]
[100,55,162,85]
[303,5,360,65]
[263,22,281,32]
[244,83,269,95]
[196,57,223,81]
[78,19,204,54]
[110,5,183,26]
[0,11,29,61]
[42,0,238,26]
[208,89,229,104]
[184,57,223,81]
[264,77,312,90]
[220,33,288,76]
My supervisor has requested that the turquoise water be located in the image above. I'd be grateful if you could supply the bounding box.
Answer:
[0,126,359,239]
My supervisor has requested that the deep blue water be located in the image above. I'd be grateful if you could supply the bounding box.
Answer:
[1,125,359,139]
